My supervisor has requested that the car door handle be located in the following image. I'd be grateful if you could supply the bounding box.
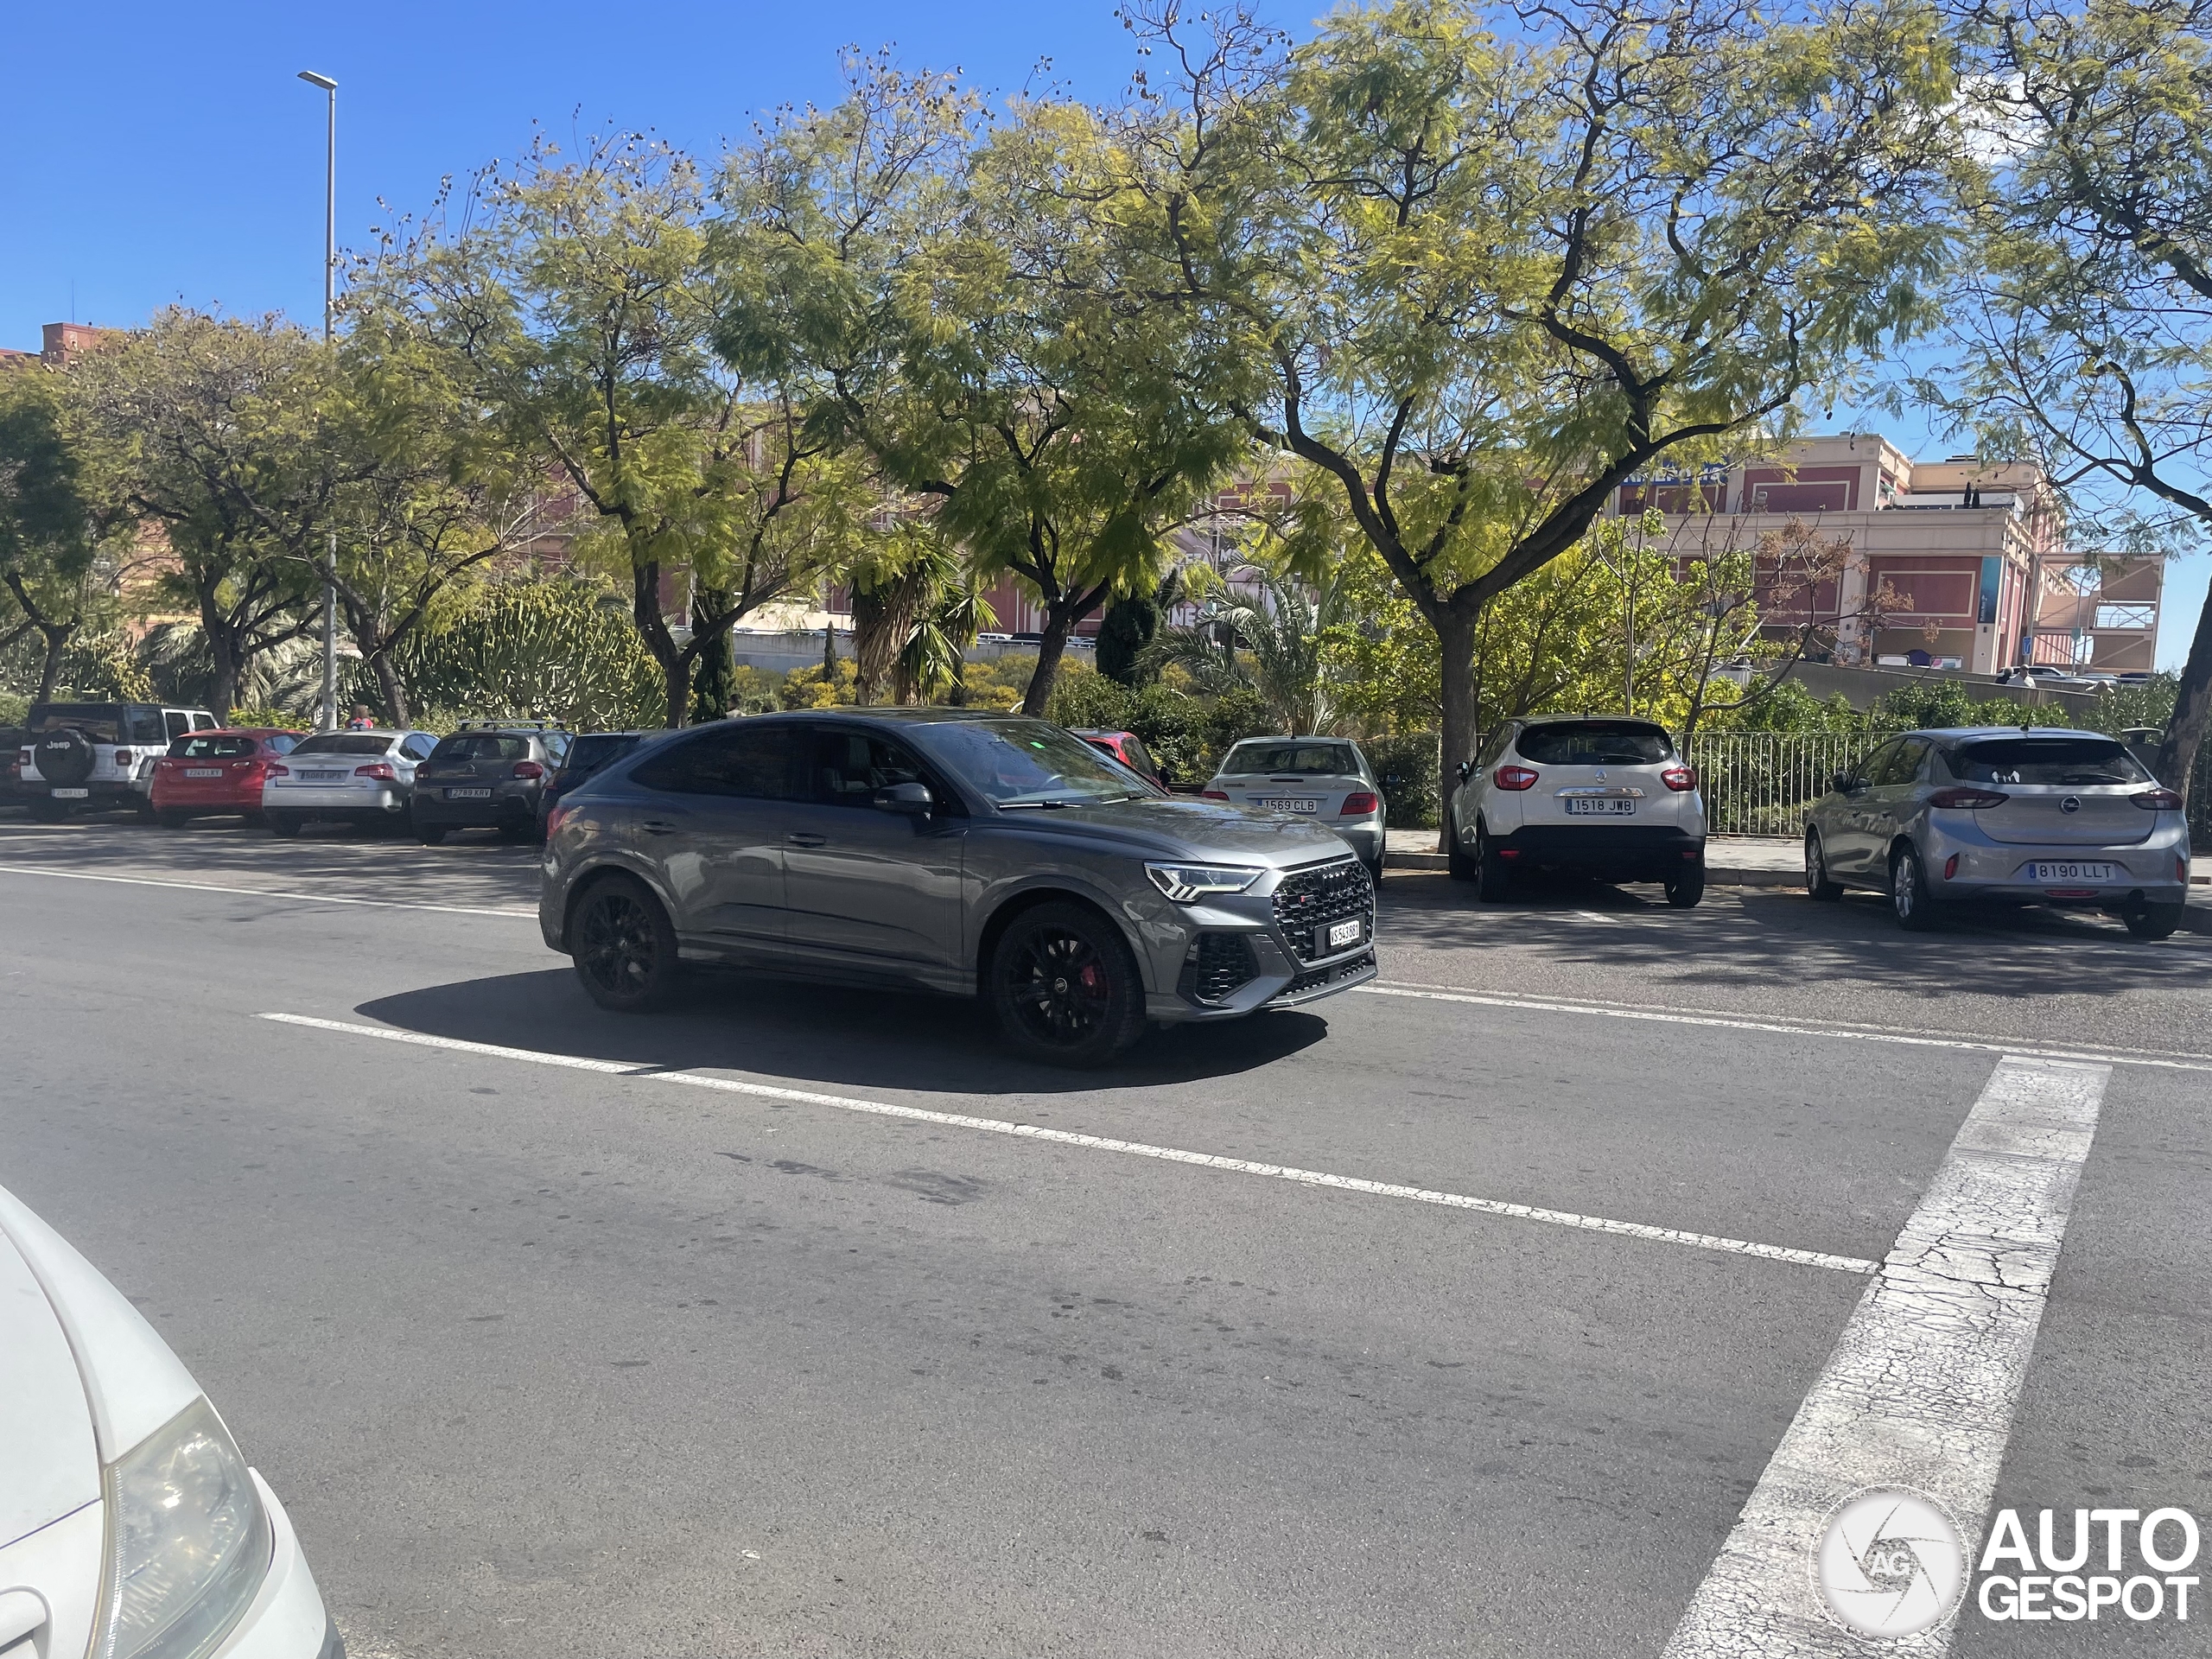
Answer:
[786,832,827,848]
[641,819,679,836]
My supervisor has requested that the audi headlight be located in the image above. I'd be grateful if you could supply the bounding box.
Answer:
[95,1397,272,1659]
[1146,862,1263,903]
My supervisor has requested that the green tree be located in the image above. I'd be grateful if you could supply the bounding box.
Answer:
[1121,0,1959,838]
[69,310,340,717]
[1940,0,2212,792]
[720,57,1249,715]
[365,130,861,728]
[0,366,105,702]
[1095,589,1161,685]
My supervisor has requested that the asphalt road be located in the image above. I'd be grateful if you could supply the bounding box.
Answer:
[2,816,2208,1657]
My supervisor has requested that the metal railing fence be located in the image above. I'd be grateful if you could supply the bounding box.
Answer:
[1681,731,1879,839]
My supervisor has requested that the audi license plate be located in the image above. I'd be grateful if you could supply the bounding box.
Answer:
[1325,918,1363,950]
[1255,797,1319,813]
[1565,798,1637,816]
[51,787,88,798]
[185,767,223,778]
[302,769,346,781]
[448,787,492,799]
[2027,861,2114,883]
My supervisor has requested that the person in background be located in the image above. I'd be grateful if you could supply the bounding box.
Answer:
[345,703,376,730]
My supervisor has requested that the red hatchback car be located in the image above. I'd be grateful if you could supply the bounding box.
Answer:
[149,728,307,827]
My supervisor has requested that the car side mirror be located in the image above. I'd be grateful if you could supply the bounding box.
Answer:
[874,781,933,816]
[1831,770,1856,792]
[1455,761,1473,784]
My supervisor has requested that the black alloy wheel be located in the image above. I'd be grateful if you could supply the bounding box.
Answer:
[1891,843,1936,932]
[989,901,1146,1068]
[1805,831,1843,900]
[417,823,448,845]
[571,875,682,1012]
[2123,901,2183,941]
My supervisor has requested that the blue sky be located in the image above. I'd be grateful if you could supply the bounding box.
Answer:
[6,1,2201,669]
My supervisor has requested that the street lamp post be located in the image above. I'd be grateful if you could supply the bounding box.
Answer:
[298,70,339,732]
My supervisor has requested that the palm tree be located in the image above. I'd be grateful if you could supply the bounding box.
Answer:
[1145,569,1349,734]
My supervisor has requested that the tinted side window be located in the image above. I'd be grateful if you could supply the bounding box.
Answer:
[809,729,931,805]
[633,724,800,799]
[266,734,300,754]
[1870,739,1928,786]
[1122,736,1155,776]
[1475,727,1514,769]
[1852,741,1899,787]
[403,734,439,760]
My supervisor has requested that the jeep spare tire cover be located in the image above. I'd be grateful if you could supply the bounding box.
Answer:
[36,728,96,785]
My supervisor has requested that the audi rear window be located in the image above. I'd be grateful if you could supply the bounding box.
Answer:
[433,734,532,761]
[290,734,397,757]
[169,735,262,759]
[1223,741,1361,776]
[1514,722,1674,765]
[1950,738,2149,786]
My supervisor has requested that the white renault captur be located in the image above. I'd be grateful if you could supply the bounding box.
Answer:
[1445,715,1707,905]
[0,1182,340,1659]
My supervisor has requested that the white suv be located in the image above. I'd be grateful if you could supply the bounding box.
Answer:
[1445,715,1707,906]
[19,702,219,820]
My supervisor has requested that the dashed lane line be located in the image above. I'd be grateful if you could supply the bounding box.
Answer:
[0,862,535,918]
[1361,982,2212,1074]
[1662,1055,2108,1654]
[259,1012,1878,1275]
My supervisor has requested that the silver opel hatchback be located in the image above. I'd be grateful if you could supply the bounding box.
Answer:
[1803,726,2192,938]
[539,709,1379,1065]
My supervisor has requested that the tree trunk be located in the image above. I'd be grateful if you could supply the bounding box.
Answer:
[1021,624,1071,717]
[690,587,735,722]
[35,623,72,702]
[629,559,688,729]
[2155,577,2212,795]
[369,651,412,728]
[1434,604,1479,854]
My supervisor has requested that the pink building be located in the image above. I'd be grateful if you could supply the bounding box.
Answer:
[1616,434,2163,674]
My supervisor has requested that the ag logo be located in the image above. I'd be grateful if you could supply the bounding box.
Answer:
[1815,1488,1967,1637]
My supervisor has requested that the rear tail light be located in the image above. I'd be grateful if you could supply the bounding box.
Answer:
[513,760,545,780]
[1340,791,1379,816]
[264,763,289,778]
[1492,766,1540,791]
[1944,854,1959,880]
[1660,766,1695,792]
[113,749,133,767]
[355,762,397,780]
[1929,787,2011,809]
[546,804,576,839]
[1201,790,1230,801]
[2133,789,2184,810]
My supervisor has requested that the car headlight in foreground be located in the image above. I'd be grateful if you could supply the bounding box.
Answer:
[99,1397,272,1659]
[1146,862,1263,903]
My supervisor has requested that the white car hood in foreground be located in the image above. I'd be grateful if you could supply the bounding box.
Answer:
[0,1183,203,1539]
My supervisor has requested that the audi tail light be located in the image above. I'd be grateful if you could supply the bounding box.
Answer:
[1493,766,1540,791]
[1340,791,1379,816]
[513,760,545,780]
[2133,789,2184,810]
[355,762,397,781]
[1929,787,2011,809]
[546,804,576,839]
[1661,766,1695,792]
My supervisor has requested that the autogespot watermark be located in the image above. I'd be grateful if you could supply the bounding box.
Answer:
[1813,1488,2202,1637]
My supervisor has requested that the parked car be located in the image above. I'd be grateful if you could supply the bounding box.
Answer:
[411,721,572,845]
[1069,728,1166,792]
[17,702,219,820]
[0,1180,343,1659]
[1803,726,2192,938]
[148,729,307,827]
[535,730,651,838]
[1444,715,1707,906]
[0,727,29,809]
[261,729,439,837]
[1204,736,1388,882]
[540,709,1379,1065]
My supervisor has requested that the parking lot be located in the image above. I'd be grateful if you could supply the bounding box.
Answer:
[5,816,2210,1656]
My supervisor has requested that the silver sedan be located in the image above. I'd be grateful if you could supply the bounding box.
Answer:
[262,728,440,837]
[1803,726,2192,938]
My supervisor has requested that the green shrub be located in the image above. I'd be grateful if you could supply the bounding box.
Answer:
[391,581,663,731]
[1361,731,1440,828]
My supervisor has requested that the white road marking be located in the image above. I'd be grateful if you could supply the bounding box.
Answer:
[0,862,535,918]
[259,1012,1878,1274]
[1662,1055,2107,1656]
[1362,981,2212,1074]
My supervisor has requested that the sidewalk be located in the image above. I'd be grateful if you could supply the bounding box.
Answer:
[1384,828,2212,931]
